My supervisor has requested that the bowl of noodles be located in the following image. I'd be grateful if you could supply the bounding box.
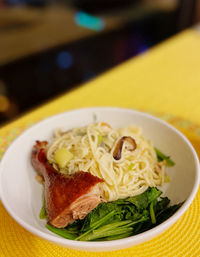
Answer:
[0,107,199,251]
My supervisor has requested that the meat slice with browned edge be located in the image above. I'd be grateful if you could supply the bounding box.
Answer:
[31,141,104,228]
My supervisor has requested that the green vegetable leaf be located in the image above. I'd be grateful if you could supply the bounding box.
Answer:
[81,202,123,232]
[156,197,170,214]
[44,187,183,242]
[39,197,47,219]
[156,202,184,224]
[76,210,116,240]
[154,147,175,166]
[123,187,162,211]
[78,220,133,241]
[96,231,133,241]
[149,202,156,224]
[81,226,133,241]
[46,224,77,240]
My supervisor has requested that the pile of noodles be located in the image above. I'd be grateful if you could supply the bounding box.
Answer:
[46,122,165,201]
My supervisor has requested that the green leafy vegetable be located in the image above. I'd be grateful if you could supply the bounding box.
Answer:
[155,147,175,166]
[46,224,77,240]
[45,187,183,241]
[156,202,184,224]
[115,187,162,211]
[96,231,133,241]
[149,202,156,224]
[39,197,47,219]
[78,220,133,241]
[76,210,116,240]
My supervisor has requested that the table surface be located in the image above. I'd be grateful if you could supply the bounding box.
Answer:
[0,28,200,257]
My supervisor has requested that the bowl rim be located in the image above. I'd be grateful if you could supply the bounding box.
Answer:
[0,107,199,250]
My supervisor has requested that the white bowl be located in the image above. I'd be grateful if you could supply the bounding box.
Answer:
[0,107,199,252]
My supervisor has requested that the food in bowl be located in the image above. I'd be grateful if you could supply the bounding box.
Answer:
[31,122,183,241]
[0,107,199,251]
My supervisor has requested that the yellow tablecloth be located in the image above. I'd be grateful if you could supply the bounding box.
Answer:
[1,29,200,257]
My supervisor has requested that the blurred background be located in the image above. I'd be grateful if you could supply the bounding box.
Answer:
[0,0,200,125]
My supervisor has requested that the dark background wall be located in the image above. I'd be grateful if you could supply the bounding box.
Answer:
[0,0,199,125]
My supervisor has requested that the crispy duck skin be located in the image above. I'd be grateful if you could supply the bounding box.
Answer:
[31,141,104,228]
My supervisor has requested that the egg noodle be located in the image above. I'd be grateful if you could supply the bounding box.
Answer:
[46,122,165,201]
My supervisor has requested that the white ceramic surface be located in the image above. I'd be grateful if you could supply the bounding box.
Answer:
[0,107,199,252]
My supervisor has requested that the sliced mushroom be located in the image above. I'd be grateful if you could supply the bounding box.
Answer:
[113,136,137,160]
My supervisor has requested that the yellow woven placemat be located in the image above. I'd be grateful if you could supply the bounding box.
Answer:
[0,113,200,257]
